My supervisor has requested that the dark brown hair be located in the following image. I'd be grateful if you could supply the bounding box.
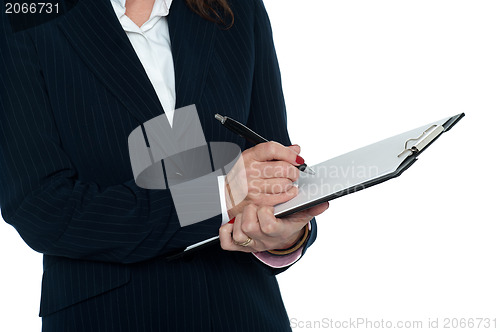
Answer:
[185,0,234,28]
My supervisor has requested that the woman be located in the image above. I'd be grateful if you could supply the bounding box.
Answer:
[0,0,328,330]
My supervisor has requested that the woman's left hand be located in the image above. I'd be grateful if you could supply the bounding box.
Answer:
[219,202,329,253]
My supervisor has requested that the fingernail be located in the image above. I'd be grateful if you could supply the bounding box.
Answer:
[296,155,305,165]
[228,217,236,224]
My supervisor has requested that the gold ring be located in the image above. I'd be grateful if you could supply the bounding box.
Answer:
[233,236,252,247]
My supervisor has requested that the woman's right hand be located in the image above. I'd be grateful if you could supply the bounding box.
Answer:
[224,141,304,219]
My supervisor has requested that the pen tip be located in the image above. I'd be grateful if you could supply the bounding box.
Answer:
[306,167,316,175]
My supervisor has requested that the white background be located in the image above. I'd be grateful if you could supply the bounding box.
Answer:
[1,1,499,331]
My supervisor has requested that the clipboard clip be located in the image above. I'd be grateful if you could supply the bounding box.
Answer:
[398,124,445,158]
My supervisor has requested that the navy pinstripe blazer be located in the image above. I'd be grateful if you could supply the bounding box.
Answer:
[0,0,317,330]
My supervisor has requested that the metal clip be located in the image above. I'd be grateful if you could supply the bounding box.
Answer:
[398,124,444,158]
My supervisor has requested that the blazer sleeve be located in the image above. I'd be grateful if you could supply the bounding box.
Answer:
[246,0,318,272]
[0,31,222,264]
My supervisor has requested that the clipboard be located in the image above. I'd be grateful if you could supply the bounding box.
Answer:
[169,113,464,258]
[274,113,465,218]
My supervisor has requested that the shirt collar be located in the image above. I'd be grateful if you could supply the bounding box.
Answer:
[111,0,124,7]
[151,0,172,18]
[110,0,173,18]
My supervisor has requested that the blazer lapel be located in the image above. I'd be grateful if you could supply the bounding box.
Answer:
[168,0,216,111]
[57,0,164,124]
[57,0,216,124]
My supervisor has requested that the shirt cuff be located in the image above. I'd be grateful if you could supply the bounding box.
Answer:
[252,247,304,268]
[217,175,230,225]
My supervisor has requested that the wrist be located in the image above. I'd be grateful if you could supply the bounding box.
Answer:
[224,178,235,208]
[279,227,305,249]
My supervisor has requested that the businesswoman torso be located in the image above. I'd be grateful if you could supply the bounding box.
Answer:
[0,0,327,330]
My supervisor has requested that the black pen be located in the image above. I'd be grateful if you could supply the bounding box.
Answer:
[215,114,315,175]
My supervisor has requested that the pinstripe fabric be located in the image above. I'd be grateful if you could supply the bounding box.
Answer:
[0,0,317,330]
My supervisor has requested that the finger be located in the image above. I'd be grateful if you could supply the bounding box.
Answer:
[232,204,258,246]
[256,205,283,237]
[261,178,294,194]
[288,144,301,154]
[219,216,255,253]
[255,161,300,182]
[219,222,236,251]
[248,178,294,195]
[238,206,274,252]
[251,141,305,166]
[247,185,298,206]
